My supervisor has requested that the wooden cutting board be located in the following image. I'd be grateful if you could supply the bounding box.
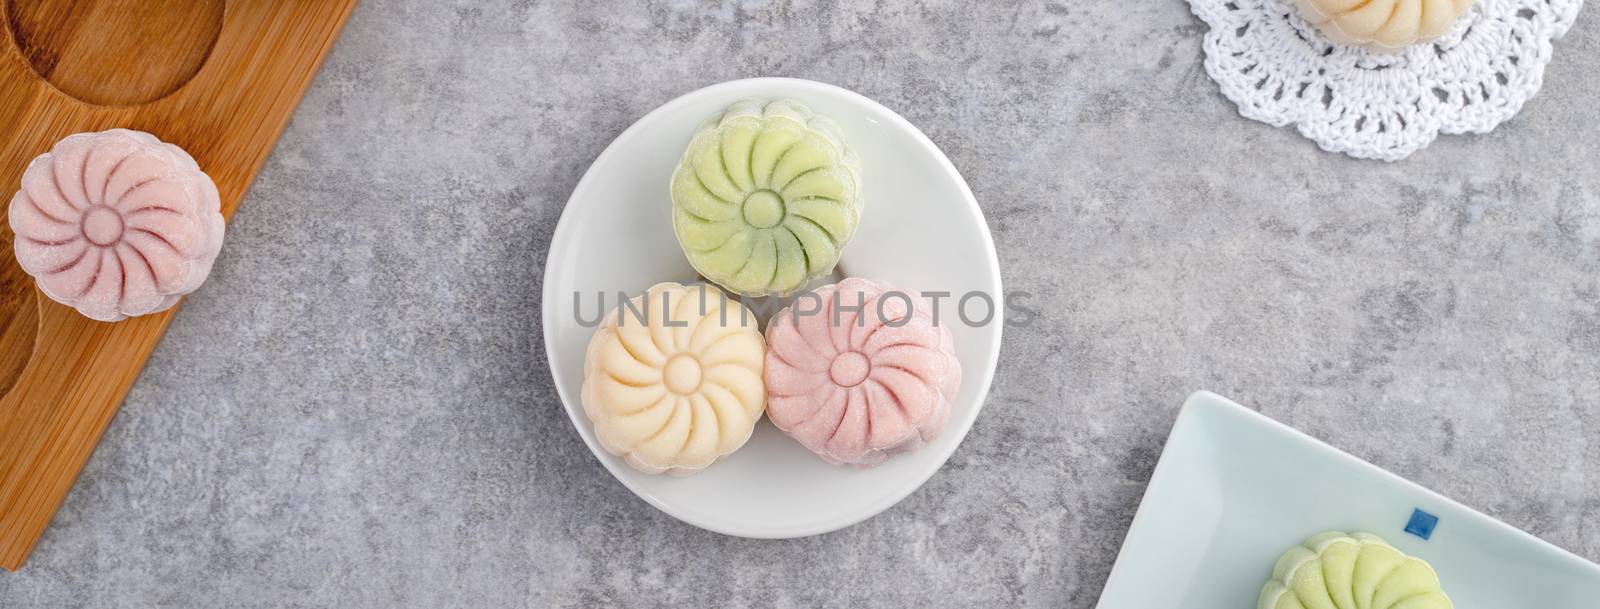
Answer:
[0,0,357,570]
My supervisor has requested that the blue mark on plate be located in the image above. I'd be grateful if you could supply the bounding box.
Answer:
[1405,508,1439,540]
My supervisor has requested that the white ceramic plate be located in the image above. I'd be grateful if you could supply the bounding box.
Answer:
[1096,391,1600,608]
[542,78,1002,538]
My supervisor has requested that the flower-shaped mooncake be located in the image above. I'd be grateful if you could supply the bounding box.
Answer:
[1296,0,1475,50]
[8,129,224,322]
[1260,532,1453,609]
[764,278,961,467]
[672,98,862,298]
[582,282,766,475]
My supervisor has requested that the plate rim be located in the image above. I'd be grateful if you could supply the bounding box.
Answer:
[1095,390,1600,607]
[540,77,1003,538]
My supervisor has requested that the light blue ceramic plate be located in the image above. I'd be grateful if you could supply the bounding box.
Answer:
[1096,391,1600,608]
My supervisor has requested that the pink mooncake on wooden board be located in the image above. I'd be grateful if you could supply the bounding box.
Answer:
[8,129,224,322]
[764,277,961,467]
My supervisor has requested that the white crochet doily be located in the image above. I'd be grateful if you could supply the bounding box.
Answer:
[1190,0,1583,161]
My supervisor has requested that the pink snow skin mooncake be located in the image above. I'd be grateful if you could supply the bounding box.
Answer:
[764,278,962,467]
[8,129,224,322]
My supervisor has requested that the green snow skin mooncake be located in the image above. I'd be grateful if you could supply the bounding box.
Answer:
[671,98,862,297]
[1260,532,1452,609]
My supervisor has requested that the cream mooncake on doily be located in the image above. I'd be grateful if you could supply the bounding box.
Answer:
[764,278,961,467]
[672,98,862,298]
[1297,0,1475,50]
[582,282,766,475]
[1260,532,1453,609]
[8,129,224,322]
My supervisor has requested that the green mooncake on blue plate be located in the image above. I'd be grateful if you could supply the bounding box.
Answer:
[1261,532,1452,609]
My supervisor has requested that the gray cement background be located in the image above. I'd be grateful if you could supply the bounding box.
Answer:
[3,1,1598,607]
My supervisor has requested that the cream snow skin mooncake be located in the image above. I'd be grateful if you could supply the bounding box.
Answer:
[671,98,862,297]
[1260,532,1453,609]
[764,278,961,467]
[8,129,225,322]
[582,282,767,475]
[1297,0,1475,50]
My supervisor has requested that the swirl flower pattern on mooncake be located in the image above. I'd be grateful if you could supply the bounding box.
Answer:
[1297,0,1475,50]
[582,282,766,475]
[672,98,862,298]
[1260,532,1453,609]
[8,129,224,322]
[764,278,961,467]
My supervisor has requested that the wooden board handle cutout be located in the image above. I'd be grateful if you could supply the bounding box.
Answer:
[0,0,357,571]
